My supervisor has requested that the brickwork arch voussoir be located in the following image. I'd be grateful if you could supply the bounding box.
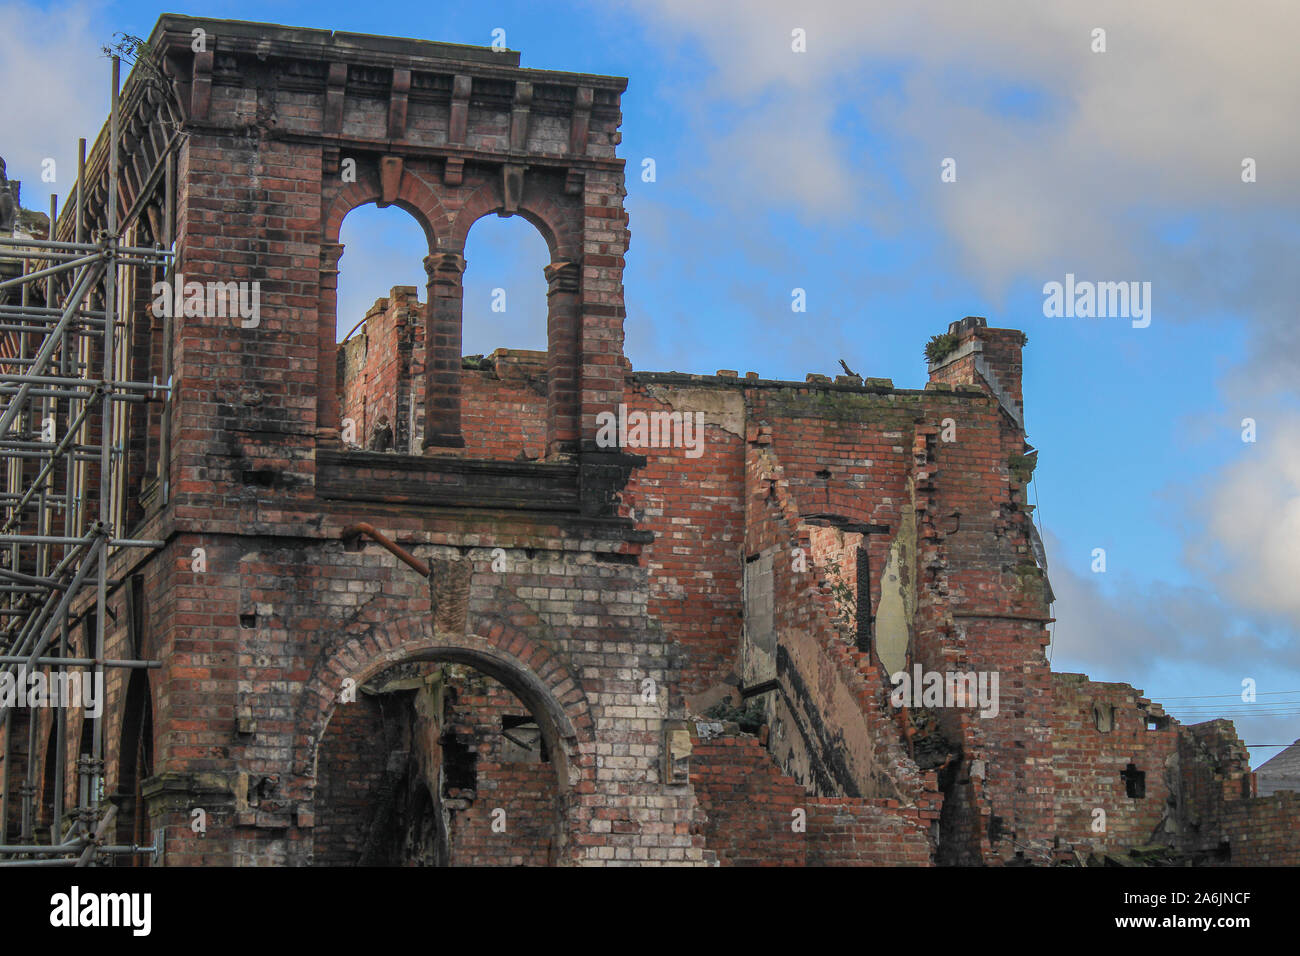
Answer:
[298,611,593,783]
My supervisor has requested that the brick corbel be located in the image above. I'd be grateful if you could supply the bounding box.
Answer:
[448,74,472,145]
[424,251,467,288]
[324,62,348,133]
[569,86,593,156]
[388,68,411,139]
[510,81,533,152]
[190,50,214,120]
[443,157,464,186]
[320,241,345,284]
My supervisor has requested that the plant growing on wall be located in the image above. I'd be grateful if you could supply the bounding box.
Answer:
[924,332,959,365]
[823,555,857,636]
[703,697,766,733]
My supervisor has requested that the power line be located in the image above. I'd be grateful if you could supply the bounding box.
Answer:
[1156,690,1300,700]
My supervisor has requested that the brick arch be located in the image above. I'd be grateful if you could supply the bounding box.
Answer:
[114,665,157,856]
[315,164,448,440]
[447,176,580,262]
[424,176,584,454]
[297,612,594,864]
[320,165,447,249]
[297,611,593,785]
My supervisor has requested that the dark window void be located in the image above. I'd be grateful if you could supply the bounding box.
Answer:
[439,732,477,794]
[855,546,872,653]
[1122,763,1146,799]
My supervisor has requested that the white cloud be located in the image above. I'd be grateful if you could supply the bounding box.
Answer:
[1044,528,1282,678]
[627,0,1300,377]
[0,2,113,213]
[1193,423,1300,628]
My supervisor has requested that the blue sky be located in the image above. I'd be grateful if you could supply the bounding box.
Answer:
[4,0,1298,765]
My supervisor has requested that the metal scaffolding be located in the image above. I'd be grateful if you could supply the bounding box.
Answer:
[0,53,174,866]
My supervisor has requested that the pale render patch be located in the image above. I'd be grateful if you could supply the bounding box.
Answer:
[643,385,745,438]
[875,506,916,676]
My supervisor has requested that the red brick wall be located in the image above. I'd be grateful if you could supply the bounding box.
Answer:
[314,695,394,865]
[337,287,423,452]
[441,670,559,866]
[1176,720,1300,865]
[689,735,807,866]
[447,762,557,866]
[915,329,1054,863]
[622,382,746,695]
[1209,792,1300,865]
[690,734,933,866]
[1051,674,1178,855]
[460,355,548,461]
[805,800,934,866]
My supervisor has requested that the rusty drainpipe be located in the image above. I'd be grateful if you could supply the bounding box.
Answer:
[341,523,431,577]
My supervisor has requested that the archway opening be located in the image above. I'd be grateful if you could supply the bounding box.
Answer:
[313,658,563,867]
[458,214,552,461]
[462,214,549,357]
[335,203,429,453]
[114,668,153,865]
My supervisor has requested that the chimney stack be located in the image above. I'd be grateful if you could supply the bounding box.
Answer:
[927,316,1027,429]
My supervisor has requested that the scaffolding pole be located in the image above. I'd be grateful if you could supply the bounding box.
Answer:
[0,54,170,866]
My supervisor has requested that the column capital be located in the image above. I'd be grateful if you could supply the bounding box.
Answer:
[544,258,581,296]
[320,241,345,272]
[424,252,467,286]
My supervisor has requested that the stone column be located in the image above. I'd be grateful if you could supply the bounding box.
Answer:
[544,259,581,456]
[423,251,467,452]
[316,242,345,442]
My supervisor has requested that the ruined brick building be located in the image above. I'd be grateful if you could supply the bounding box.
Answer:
[1,14,1297,866]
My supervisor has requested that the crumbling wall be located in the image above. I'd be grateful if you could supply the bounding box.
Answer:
[622,380,746,697]
[912,319,1054,865]
[337,288,423,452]
[1050,674,1179,857]
[690,732,933,866]
[41,8,1294,868]
[461,350,549,461]
[313,664,559,866]
[314,693,401,865]
[441,669,557,867]
[1176,720,1300,865]
[806,524,865,640]
[741,409,937,816]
